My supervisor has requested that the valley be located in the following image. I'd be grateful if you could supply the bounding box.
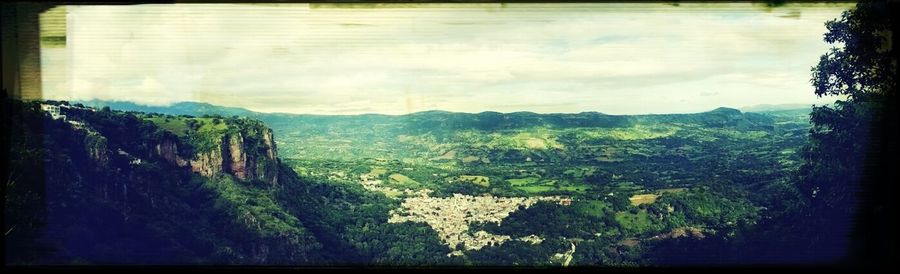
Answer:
[6,1,884,267]
[267,107,809,264]
[7,99,812,266]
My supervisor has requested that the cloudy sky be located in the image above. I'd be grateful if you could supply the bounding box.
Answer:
[41,3,853,115]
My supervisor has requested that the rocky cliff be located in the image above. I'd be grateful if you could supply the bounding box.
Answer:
[83,129,109,166]
[6,100,320,264]
[154,136,188,167]
[152,119,280,185]
[218,125,279,185]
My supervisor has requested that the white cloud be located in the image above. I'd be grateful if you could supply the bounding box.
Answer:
[40,3,853,114]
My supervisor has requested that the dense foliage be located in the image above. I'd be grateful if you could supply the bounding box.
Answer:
[7,97,812,266]
[800,0,896,264]
[640,0,898,266]
[4,100,322,264]
[7,2,894,267]
[11,9,896,261]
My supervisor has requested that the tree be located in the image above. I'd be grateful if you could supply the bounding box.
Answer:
[800,0,897,265]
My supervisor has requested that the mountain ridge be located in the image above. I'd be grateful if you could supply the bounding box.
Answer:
[74,99,810,118]
[66,100,791,143]
[7,98,815,266]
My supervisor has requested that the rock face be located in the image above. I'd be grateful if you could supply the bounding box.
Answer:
[155,122,280,185]
[154,137,189,167]
[83,130,109,166]
[220,127,279,185]
[227,132,248,180]
[190,147,223,177]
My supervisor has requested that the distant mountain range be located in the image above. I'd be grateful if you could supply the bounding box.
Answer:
[10,98,816,265]
[73,100,805,134]
[77,100,258,117]
[75,100,813,118]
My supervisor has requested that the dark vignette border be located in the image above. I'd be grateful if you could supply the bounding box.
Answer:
[1,0,895,272]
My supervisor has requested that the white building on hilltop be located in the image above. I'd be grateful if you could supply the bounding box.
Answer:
[40,104,66,121]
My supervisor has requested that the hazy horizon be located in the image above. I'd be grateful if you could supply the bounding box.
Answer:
[39,3,853,115]
[67,98,819,117]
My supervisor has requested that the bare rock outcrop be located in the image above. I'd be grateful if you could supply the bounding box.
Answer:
[153,121,280,186]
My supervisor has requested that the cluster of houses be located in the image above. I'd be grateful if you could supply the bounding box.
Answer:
[551,242,578,267]
[40,103,96,121]
[40,103,96,130]
[388,192,570,255]
[355,161,575,256]
[39,103,88,128]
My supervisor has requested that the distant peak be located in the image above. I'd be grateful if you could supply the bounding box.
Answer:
[708,107,742,114]
[409,110,456,115]
[477,111,504,115]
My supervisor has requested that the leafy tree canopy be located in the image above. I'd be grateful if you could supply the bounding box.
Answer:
[801,0,896,265]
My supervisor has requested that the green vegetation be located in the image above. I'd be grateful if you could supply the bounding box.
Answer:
[11,1,893,265]
[577,124,679,141]
[577,200,612,218]
[458,175,490,187]
[615,210,655,235]
[3,100,320,264]
[8,95,823,266]
[145,116,192,136]
[387,173,420,188]
[508,177,539,186]
[254,105,803,265]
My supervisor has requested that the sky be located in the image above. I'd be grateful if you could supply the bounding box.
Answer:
[40,3,854,115]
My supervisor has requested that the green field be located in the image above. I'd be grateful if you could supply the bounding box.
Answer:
[388,173,419,187]
[615,210,655,234]
[518,185,556,193]
[508,177,539,186]
[577,200,612,218]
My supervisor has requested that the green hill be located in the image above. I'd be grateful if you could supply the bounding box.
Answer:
[8,99,813,266]
[5,100,458,265]
[5,99,326,264]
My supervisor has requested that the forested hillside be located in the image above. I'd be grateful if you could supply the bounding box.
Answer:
[49,98,819,266]
[4,0,895,268]
[4,99,482,265]
[4,99,323,264]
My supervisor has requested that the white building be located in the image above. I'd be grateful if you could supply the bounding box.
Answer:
[40,104,66,120]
